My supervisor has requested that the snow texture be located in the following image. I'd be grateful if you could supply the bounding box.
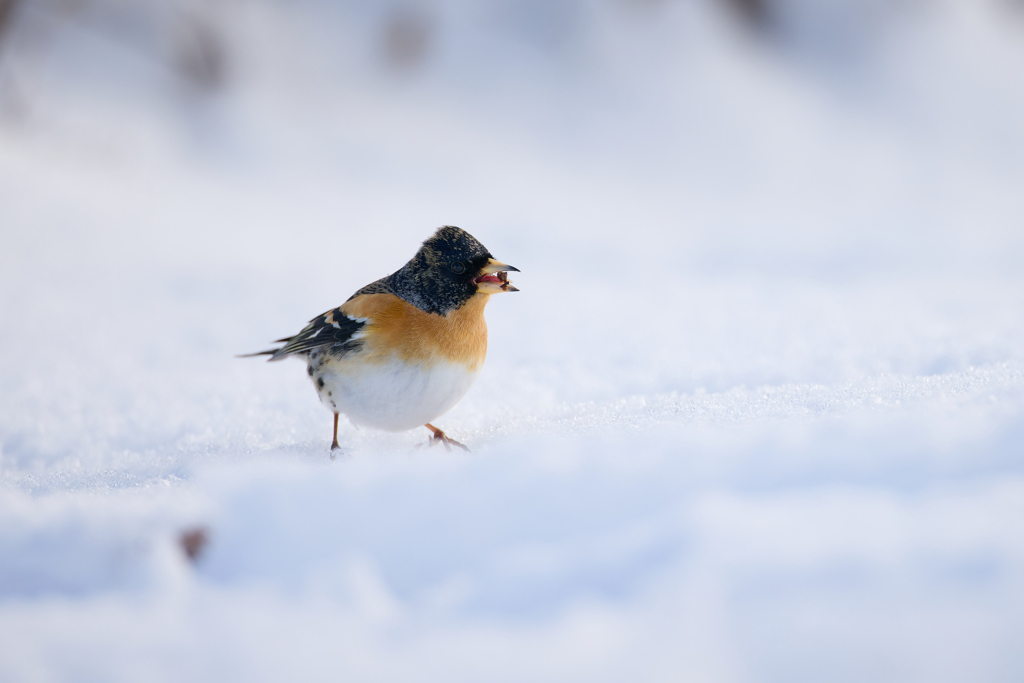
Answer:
[1,0,1023,681]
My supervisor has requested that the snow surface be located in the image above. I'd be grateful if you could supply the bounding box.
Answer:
[1,1,1023,681]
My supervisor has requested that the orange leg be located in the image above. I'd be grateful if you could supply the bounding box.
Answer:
[424,423,469,452]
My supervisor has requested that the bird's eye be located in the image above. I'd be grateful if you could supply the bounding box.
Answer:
[451,262,466,274]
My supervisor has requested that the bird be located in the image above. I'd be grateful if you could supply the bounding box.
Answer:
[242,226,518,454]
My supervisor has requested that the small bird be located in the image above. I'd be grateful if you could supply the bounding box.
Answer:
[243,226,518,453]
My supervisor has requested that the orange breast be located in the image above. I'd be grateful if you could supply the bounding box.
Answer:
[341,292,490,371]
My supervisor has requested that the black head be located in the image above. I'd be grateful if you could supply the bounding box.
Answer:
[389,226,517,314]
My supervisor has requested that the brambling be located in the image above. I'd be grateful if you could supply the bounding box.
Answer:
[244,226,518,453]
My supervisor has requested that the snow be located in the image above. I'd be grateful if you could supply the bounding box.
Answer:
[1,0,1023,680]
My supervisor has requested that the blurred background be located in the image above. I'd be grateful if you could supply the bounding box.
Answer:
[3,0,1023,400]
[3,0,1023,274]
[1,1,1024,681]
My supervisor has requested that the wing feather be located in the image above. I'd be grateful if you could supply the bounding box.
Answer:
[261,307,368,361]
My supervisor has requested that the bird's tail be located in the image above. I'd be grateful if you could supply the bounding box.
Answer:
[235,349,279,359]
[236,337,293,361]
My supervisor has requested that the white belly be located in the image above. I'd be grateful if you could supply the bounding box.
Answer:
[312,356,480,431]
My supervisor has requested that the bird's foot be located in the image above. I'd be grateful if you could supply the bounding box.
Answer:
[424,424,470,452]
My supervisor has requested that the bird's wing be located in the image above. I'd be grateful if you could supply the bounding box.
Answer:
[241,307,368,361]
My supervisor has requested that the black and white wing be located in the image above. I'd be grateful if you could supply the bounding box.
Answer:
[241,307,367,361]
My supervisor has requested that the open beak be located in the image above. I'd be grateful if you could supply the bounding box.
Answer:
[473,258,520,293]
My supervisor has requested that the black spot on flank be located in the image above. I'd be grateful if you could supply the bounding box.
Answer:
[317,377,325,388]
[307,366,314,376]
[327,391,332,396]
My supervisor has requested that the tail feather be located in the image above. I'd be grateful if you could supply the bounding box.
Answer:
[238,335,294,360]
[236,348,283,360]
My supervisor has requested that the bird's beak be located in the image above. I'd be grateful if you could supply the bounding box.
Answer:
[474,258,520,293]
[480,259,520,274]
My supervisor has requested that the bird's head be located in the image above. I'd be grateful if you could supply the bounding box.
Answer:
[392,226,519,315]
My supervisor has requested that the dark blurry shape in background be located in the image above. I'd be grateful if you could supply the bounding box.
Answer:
[382,3,433,70]
[722,0,770,30]
[173,11,228,92]
[0,0,17,43]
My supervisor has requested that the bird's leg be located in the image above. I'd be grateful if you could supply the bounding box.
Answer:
[330,413,341,456]
[424,423,469,452]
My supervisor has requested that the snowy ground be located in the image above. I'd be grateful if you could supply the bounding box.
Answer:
[1,1,1023,681]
